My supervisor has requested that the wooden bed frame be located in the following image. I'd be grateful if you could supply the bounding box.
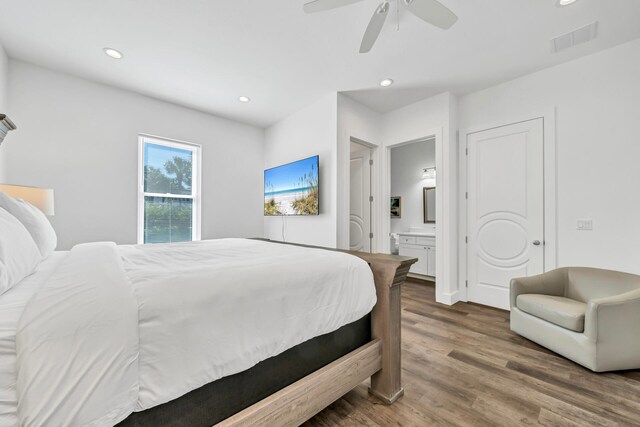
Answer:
[217,240,417,426]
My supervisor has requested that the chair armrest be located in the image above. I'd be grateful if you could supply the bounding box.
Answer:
[510,269,567,310]
[584,288,640,343]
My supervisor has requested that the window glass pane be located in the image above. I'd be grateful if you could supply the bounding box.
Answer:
[144,196,193,244]
[144,143,193,195]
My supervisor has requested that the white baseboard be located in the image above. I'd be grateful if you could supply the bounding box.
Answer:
[407,272,435,282]
[436,290,459,306]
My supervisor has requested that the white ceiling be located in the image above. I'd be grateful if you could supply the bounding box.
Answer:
[0,0,639,127]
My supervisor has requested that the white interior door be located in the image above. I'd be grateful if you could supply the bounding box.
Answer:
[350,148,372,252]
[467,119,544,310]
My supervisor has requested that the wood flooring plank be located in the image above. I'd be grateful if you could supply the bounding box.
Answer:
[471,395,540,426]
[305,281,640,427]
[538,408,584,427]
[442,348,619,427]
[448,350,639,425]
[506,361,640,423]
[304,398,381,427]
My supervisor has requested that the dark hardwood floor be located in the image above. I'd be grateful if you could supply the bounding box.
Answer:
[305,279,640,426]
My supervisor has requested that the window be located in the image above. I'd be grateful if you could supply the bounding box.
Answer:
[138,135,201,244]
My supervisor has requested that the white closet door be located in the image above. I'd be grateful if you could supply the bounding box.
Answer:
[349,150,371,252]
[467,119,545,310]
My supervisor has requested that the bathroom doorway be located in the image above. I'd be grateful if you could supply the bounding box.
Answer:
[389,137,437,281]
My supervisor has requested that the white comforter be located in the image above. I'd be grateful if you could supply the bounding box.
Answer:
[14,238,376,426]
[0,252,66,427]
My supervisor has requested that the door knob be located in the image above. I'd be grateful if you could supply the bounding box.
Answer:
[532,240,541,246]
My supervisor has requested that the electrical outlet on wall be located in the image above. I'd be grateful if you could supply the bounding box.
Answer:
[577,219,593,230]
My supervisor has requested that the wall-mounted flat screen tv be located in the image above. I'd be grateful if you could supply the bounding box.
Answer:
[264,155,319,216]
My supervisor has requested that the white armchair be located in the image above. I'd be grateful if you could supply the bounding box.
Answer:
[510,267,640,372]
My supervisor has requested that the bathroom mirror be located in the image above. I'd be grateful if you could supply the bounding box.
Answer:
[423,187,436,223]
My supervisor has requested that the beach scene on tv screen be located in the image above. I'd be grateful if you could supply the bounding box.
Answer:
[264,156,319,216]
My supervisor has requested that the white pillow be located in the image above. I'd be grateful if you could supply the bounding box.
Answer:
[0,208,43,295]
[0,192,57,258]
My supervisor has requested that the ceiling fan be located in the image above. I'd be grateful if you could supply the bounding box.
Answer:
[303,0,458,53]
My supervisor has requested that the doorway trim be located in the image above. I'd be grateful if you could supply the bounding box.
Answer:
[350,137,376,252]
[383,127,458,305]
[458,108,557,303]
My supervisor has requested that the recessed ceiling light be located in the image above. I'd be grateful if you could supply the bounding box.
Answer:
[103,48,123,59]
[238,96,251,103]
[379,78,394,87]
[557,0,578,6]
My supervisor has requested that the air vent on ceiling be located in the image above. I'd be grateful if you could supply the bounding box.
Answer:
[551,21,598,53]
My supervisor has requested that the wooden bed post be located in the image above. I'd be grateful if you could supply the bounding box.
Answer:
[349,252,415,404]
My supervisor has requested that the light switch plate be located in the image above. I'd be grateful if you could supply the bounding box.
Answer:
[577,219,593,230]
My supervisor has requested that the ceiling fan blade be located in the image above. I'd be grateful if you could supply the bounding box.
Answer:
[303,0,365,14]
[402,0,458,29]
[359,2,390,54]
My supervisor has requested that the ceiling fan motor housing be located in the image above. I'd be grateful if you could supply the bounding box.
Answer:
[304,0,458,53]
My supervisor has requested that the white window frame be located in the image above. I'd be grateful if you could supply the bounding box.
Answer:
[137,134,202,244]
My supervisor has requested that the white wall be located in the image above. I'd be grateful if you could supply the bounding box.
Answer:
[458,38,640,275]
[336,92,459,304]
[336,94,382,250]
[390,139,435,234]
[264,93,338,247]
[382,93,449,146]
[381,92,459,305]
[0,42,9,182]
[5,61,264,250]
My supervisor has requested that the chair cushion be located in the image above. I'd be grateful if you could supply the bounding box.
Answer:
[516,294,587,332]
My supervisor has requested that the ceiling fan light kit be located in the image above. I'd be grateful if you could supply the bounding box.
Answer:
[304,0,458,54]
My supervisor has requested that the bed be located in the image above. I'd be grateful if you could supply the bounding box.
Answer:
[1,210,416,426]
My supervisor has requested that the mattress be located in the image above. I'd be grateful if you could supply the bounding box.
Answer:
[13,238,377,426]
[0,252,66,427]
[118,314,371,426]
